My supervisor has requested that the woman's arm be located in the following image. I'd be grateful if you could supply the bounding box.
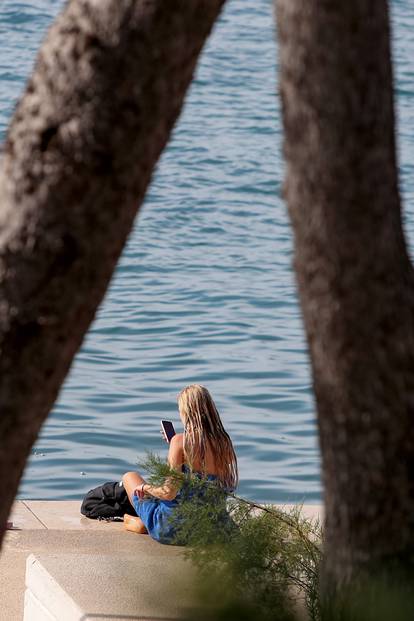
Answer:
[136,434,184,501]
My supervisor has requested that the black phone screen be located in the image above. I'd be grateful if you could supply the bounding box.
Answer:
[161,420,176,443]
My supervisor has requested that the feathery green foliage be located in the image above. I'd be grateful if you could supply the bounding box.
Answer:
[139,454,414,620]
[138,453,322,621]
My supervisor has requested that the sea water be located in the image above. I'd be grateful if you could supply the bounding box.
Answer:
[0,0,413,503]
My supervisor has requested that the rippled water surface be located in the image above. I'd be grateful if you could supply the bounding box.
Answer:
[1,0,413,502]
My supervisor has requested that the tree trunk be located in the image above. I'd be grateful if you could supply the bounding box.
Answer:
[275,0,414,588]
[0,0,225,547]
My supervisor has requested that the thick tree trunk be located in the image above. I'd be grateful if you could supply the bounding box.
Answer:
[276,0,414,587]
[0,0,225,547]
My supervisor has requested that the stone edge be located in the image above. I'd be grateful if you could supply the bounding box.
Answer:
[25,554,84,621]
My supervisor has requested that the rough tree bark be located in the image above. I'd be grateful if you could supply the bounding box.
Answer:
[276,0,414,588]
[0,0,225,547]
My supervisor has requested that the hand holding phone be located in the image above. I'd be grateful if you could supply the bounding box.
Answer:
[133,481,148,500]
[161,420,176,444]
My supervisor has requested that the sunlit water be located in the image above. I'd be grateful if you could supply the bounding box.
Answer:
[0,0,413,502]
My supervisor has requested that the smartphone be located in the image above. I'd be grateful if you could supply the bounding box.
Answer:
[161,420,176,443]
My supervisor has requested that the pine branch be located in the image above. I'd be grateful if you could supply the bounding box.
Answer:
[229,492,322,554]
[137,452,322,620]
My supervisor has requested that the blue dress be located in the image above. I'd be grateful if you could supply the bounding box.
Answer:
[132,467,220,545]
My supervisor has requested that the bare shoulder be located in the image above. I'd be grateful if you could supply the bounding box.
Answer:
[168,433,184,469]
[171,433,184,446]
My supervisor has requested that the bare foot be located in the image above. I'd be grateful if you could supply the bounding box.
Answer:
[123,514,148,534]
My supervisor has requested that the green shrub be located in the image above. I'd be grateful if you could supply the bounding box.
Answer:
[139,453,322,621]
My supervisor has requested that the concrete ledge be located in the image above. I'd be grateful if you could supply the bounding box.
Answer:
[2,510,185,621]
[2,501,323,620]
[7,501,128,531]
[25,554,83,621]
[24,549,192,621]
[24,588,55,621]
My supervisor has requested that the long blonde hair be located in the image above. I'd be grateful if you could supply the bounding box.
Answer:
[178,384,238,491]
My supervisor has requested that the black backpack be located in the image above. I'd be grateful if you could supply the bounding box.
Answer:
[81,481,135,520]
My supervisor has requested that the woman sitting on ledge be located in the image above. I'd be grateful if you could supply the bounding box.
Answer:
[122,384,238,544]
